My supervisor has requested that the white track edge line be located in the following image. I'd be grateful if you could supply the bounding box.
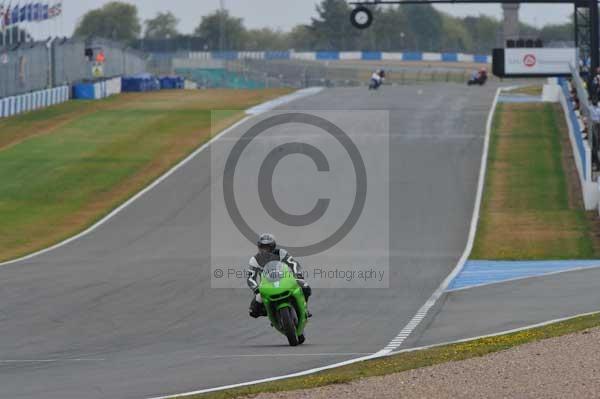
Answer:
[147,88,504,399]
[446,264,600,293]
[0,115,249,267]
[0,88,321,268]
[377,87,503,354]
[390,310,600,355]
[149,310,600,399]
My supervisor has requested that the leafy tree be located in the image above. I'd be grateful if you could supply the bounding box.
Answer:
[245,28,290,50]
[310,0,360,50]
[144,11,179,39]
[74,2,141,42]
[540,23,573,44]
[194,10,246,51]
[288,25,317,50]
[368,6,411,51]
[403,4,443,51]
[463,15,501,53]
[440,13,473,52]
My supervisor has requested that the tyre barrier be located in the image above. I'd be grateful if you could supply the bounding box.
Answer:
[159,76,185,90]
[0,86,70,119]
[121,74,161,92]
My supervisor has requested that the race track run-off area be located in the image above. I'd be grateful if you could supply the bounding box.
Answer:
[0,85,498,399]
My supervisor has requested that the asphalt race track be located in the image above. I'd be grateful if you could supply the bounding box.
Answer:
[0,84,499,399]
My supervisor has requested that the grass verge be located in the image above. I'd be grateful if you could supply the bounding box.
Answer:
[470,102,600,259]
[0,89,291,262]
[181,312,600,399]
[509,85,544,96]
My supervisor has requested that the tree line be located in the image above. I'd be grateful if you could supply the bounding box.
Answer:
[73,0,574,53]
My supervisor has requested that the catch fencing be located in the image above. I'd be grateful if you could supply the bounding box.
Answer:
[1,37,147,98]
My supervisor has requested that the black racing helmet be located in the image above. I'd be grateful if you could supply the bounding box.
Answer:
[257,233,276,252]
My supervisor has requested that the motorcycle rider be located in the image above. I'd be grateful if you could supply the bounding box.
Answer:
[247,233,312,318]
[479,67,488,83]
[370,69,385,89]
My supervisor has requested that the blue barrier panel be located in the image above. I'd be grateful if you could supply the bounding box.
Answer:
[316,51,340,60]
[212,51,238,60]
[265,51,290,60]
[159,76,184,89]
[474,55,489,63]
[442,53,459,62]
[72,83,96,99]
[362,51,382,60]
[402,52,423,61]
[560,78,587,180]
[123,74,161,92]
[0,98,5,117]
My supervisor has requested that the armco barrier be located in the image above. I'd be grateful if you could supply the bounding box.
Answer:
[186,51,492,64]
[0,85,69,119]
[558,76,597,210]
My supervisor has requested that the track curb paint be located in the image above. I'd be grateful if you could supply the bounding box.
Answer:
[446,264,600,293]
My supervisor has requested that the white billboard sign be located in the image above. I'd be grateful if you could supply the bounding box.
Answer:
[505,48,576,75]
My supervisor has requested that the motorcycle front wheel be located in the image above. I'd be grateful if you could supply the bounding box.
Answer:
[279,307,299,346]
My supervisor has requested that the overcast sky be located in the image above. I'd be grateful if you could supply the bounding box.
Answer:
[54,0,572,37]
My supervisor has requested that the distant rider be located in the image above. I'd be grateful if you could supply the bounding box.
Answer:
[370,69,385,89]
[247,233,312,318]
[478,67,488,83]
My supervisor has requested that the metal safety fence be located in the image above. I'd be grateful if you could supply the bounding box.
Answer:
[0,37,147,98]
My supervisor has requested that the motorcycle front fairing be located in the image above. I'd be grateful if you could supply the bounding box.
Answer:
[259,262,307,336]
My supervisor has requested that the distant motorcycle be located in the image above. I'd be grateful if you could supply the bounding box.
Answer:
[259,261,309,346]
[369,78,382,90]
[468,72,488,86]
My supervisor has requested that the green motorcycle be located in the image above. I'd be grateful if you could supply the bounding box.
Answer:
[259,261,308,346]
